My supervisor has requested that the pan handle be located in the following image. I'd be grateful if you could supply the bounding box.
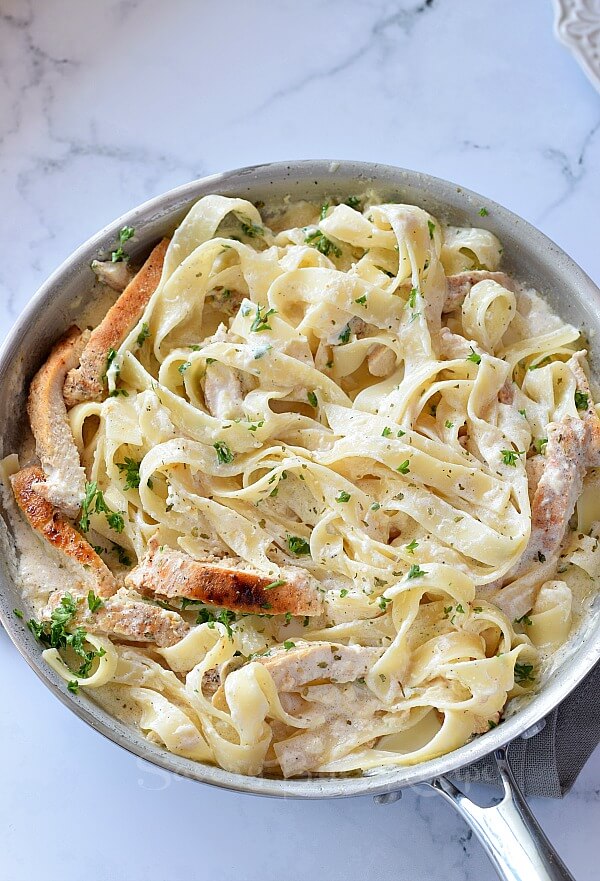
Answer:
[427,747,575,881]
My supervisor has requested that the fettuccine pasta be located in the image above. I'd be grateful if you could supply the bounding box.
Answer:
[6,192,600,778]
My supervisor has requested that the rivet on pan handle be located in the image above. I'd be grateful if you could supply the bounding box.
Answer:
[426,748,575,881]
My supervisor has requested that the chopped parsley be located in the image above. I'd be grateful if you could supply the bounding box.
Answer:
[479,207,489,217]
[214,441,234,464]
[87,590,104,613]
[405,539,419,554]
[28,593,106,678]
[575,390,589,411]
[102,347,118,382]
[13,609,24,619]
[408,287,418,309]
[250,305,276,333]
[67,680,79,694]
[336,491,351,503]
[79,481,124,533]
[136,322,150,347]
[114,544,132,567]
[340,588,349,598]
[287,535,311,556]
[382,427,392,437]
[320,202,329,221]
[444,420,454,429]
[355,295,367,307]
[407,564,426,579]
[515,613,533,626]
[378,595,392,611]
[501,449,525,467]
[240,218,264,238]
[344,196,361,209]
[533,437,548,454]
[307,390,318,408]
[514,662,535,683]
[466,347,481,365]
[265,578,286,591]
[116,457,141,490]
[528,356,551,371]
[283,640,296,651]
[253,344,272,360]
[195,607,236,638]
[178,361,191,374]
[79,481,98,532]
[396,460,410,475]
[338,323,351,345]
[305,229,341,258]
[110,226,135,262]
[108,388,129,398]
[427,220,435,239]
[119,225,135,242]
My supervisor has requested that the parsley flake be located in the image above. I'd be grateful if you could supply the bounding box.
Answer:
[117,457,141,490]
[214,441,234,465]
[287,535,311,556]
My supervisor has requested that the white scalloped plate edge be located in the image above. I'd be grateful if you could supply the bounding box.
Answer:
[554,0,600,92]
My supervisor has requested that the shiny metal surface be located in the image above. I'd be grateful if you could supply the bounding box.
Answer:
[0,161,599,805]
[430,750,576,881]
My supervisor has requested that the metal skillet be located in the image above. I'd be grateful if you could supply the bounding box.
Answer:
[0,161,598,881]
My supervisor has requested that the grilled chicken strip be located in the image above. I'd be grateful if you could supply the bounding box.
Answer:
[567,351,600,465]
[43,587,189,648]
[255,641,384,691]
[443,271,515,314]
[11,466,117,598]
[492,417,589,619]
[126,544,324,616]
[63,238,169,407]
[27,326,89,517]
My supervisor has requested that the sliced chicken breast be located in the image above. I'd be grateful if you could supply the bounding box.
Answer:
[11,465,116,598]
[126,544,324,617]
[63,238,169,407]
[27,326,89,517]
[203,361,245,419]
[42,586,189,648]
[443,271,515,314]
[256,641,383,691]
[493,416,589,617]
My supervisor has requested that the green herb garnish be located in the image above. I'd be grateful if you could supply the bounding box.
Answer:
[501,449,525,467]
[214,441,234,464]
[305,229,341,258]
[117,457,141,490]
[287,535,311,556]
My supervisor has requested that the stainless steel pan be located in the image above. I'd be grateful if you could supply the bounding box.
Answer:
[1,161,599,881]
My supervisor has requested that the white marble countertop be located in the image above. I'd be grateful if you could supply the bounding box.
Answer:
[1,1,599,879]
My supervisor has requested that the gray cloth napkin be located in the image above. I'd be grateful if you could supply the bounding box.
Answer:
[452,661,600,798]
